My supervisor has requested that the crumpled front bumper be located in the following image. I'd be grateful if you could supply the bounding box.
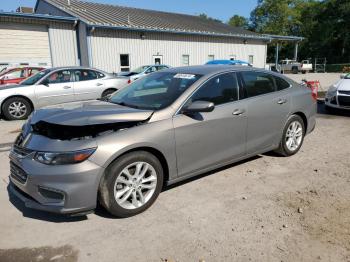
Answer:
[9,150,105,215]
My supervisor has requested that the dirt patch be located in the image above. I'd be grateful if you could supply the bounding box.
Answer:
[0,245,78,262]
[280,189,350,251]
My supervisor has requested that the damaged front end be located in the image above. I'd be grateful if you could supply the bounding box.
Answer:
[31,119,150,141]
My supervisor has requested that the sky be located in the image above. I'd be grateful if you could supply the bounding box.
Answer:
[1,0,258,22]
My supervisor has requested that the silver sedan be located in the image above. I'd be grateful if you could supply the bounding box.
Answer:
[9,65,316,217]
[0,67,128,120]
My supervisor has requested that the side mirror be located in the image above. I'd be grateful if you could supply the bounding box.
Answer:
[183,100,215,114]
[340,74,346,79]
[41,79,49,86]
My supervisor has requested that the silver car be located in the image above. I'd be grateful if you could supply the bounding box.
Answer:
[325,73,350,111]
[9,65,316,217]
[118,65,170,83]
[0,67,124,120]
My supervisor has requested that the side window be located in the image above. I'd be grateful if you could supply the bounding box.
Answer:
[28,68,41,77]
[274,76,291,91]
[191,73,238,105]
[46,70,72,84]
[5,69,25,79]
[74,70,98,82]
[241,71,276,97]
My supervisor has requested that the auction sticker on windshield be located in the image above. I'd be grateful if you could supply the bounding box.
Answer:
[173,74,196,79]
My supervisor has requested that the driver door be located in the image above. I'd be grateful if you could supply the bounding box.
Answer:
[173,72,247,177]
[34,69,75,108]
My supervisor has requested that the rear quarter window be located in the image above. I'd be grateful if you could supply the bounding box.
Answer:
[274,76,291,91]
[241,71,276,97]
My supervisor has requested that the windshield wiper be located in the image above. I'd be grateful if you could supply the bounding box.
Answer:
[113,101,141,109]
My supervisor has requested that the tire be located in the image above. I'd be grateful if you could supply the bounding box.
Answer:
[302,70,306,74]
[325,104,336,114]
[275,115,305,157]
[2,97,32,120]
[292,67,299,74]
[101,89,117,98]
[99,151,164,218]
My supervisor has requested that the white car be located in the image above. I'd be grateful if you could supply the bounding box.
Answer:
[325,73,350,110]
[117,65,170,83]
[0,67,127,120]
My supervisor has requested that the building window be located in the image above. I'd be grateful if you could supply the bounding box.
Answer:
[208,55,215,61]
[182,55,189,66]
[248,55,254,65]
[120,54,130,72]
[230,55,236,61]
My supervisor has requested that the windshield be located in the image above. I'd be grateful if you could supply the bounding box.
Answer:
[20,69,50,85]
[344,73,350,79]
[109,72,202,110]
[132,66,150,74]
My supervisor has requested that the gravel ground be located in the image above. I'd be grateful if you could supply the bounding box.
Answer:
[286,73,341,92]
[0,104,350,262]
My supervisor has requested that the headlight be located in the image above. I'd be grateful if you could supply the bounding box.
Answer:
[34,148,96,165]
[326,86,337,97]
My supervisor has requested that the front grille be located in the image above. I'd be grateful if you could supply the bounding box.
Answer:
[338,90,350,95]
[338,96,350,107]
[10,161,28,184]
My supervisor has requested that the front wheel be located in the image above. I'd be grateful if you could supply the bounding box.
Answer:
[275,115,305,157]
[101,89,117,99]
[2,97,32,120]
[99,151,164,217]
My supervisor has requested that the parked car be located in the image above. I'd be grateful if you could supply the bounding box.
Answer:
[206,60,252,67]
[117,65,170,84]
[0,67,125,120]
[0,66,45,85]
[9,65,316,217]
[325,73,350,110]
[280,59,313,74]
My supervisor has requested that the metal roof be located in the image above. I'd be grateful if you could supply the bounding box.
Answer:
[40,0,270,40]
[0,11,78,22]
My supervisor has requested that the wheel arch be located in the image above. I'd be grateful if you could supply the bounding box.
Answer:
[1,95,34,112]
[102,146,170,187]
[291,111,308,131]
[101,88,117,97]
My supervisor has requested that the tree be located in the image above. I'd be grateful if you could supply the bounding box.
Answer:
[228,15,249,29]
[198,13,222,23]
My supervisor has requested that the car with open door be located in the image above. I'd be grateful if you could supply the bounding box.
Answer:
[8,65,316,217]
[0,66,45,86]
[0,67,125,120]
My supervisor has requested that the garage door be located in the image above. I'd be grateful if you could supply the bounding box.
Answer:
[0,23,51,66]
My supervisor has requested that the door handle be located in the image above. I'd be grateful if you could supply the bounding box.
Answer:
[96,83,103,86]
[63,86,71,89]
[277,99,287,104]
[232,109,245,116]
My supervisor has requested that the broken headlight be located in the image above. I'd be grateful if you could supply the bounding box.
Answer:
[34,148,96,165]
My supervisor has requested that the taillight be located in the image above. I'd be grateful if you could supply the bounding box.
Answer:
[127,79,131,84]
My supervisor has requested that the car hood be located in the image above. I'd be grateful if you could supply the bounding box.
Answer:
[30,100,154,126]
[336,79,350,91]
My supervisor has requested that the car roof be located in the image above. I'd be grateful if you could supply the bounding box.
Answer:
[162,65,252,75]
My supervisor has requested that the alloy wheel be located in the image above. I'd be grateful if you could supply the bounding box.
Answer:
[285,121,303,151]
[114,161,157,210]
[8,101,27,118]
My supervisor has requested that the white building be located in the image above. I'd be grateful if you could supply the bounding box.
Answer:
[0,0,277,73]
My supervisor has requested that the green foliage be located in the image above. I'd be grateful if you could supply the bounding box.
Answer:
[198,13,222,23]
[228,15,249,29]
[250,0,350,63]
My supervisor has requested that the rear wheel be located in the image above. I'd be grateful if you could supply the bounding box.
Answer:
[101,89,117,98]
[2,97,32,120]
[275,115,305,156]
[292,67,299,74]
[99,151,163,217]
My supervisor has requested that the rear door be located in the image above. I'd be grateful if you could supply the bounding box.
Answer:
[34,69,75,107]
[173,72,247,177]
[240,71,291,154]
[72,69,105,101]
